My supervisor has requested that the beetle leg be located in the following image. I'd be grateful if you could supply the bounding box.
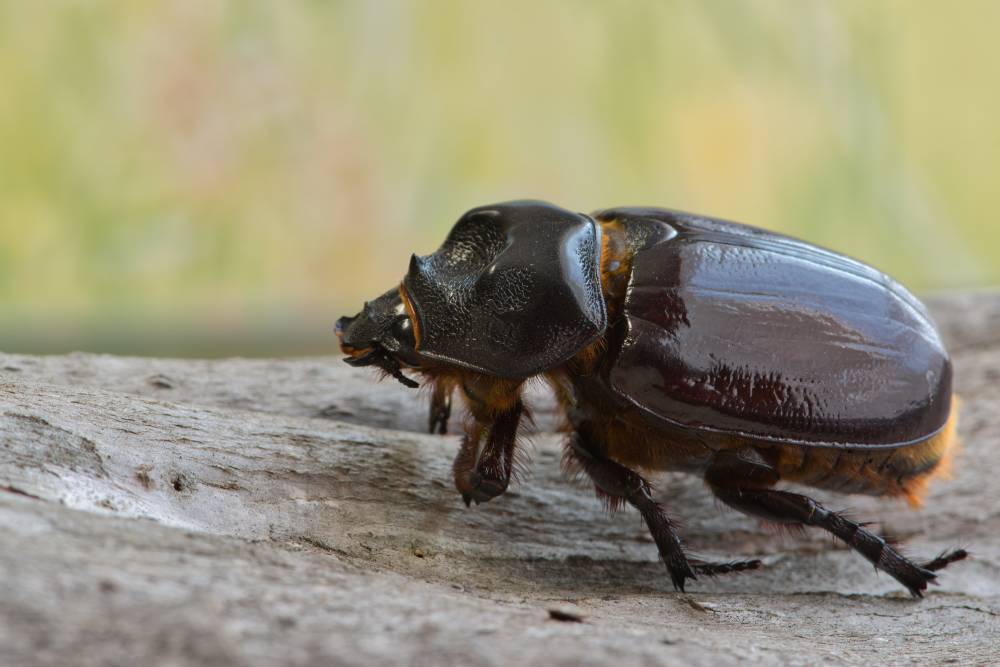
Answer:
[703,449,967,596]
[453,400,523,506]
[428,382,453,434]
[568,438,759,588]
[686,558,763,578]
[707,479,966,597]
[566,435,699,591]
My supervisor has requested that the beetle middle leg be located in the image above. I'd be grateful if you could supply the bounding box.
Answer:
[567,431,760,591]
[705,448,967,597]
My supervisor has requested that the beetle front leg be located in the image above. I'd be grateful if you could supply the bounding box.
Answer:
[428,382,453,434]
[453,400,523,506]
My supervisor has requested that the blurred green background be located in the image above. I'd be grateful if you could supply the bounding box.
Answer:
[1,1,998,357]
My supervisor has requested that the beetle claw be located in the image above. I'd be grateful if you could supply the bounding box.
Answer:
[670,571,695,592]
[666,561,697,592]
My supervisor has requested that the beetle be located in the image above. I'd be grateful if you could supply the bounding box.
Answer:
[335,200,966,596]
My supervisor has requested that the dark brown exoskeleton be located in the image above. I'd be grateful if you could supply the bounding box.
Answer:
[335,201,966,596]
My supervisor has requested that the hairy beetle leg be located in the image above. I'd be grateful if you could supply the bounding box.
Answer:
[454,401,523,506]
[709,484,961,597]
[454,435,510,506]
[567,435,698,591]
[629,481,698,591]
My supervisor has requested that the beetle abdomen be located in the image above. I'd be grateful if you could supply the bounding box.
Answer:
[763,400,958,504]
[598,208,952,448]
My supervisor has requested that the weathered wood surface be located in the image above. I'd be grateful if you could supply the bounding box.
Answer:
[1,293,999,666]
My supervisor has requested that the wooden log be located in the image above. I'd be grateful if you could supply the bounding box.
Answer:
[1,293,998,666]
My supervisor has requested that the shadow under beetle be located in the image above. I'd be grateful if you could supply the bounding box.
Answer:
[336,201,966,596]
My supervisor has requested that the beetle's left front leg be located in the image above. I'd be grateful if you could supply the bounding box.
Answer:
[453,398,523,506]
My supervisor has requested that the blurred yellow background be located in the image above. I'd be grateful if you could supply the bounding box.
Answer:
[1,1,998,356]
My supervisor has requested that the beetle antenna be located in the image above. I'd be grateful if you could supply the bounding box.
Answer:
[348,345,420,389]
[387,365,420,389]
[378,352,420,389]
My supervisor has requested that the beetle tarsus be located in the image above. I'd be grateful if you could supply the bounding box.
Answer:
[922,548,968,572]
[690,559,763,577]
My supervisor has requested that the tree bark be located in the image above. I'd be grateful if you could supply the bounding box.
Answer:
[2,293,999,666]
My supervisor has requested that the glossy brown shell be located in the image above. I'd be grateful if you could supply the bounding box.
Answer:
[598,208,953,448]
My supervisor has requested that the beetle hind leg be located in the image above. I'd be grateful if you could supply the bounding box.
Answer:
[705,449,967,596]
[709,484,959,596]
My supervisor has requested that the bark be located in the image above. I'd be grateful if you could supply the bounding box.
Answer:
[1,293,999,667]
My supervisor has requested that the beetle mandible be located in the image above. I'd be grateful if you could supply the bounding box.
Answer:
[335,200,966,596]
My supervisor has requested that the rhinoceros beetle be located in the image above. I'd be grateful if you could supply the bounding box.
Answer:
[336,200,966,596]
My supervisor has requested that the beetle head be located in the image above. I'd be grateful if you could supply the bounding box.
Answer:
[336,287,422,388]
[337,200,607,383]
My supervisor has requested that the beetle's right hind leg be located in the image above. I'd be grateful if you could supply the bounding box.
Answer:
[705,450,967,597]
[566,435,760,591]
[709,484,968,596]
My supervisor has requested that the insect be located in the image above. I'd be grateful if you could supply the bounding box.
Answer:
[335,200,966,596]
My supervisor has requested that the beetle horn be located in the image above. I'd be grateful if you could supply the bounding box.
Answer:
[408,254,426,276]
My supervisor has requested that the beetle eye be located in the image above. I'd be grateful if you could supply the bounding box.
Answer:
[391,316,416,349]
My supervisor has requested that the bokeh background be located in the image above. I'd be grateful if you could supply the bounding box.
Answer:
[2,1,998,357]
